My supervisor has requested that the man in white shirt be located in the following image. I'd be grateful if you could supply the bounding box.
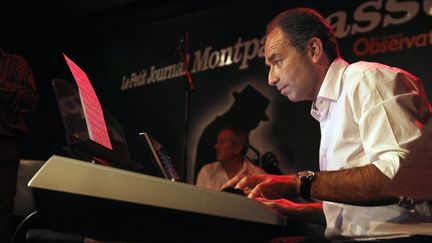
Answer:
[223,7,432,242]
[196,126,266,191]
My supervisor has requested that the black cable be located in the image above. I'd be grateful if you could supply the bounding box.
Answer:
[10,211,39,243]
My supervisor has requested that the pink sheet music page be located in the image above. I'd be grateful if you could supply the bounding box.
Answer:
[63,54,112,150]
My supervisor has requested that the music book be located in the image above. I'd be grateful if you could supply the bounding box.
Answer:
[63,54,112,150]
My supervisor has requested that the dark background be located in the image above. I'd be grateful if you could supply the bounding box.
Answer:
[2,0,431,183]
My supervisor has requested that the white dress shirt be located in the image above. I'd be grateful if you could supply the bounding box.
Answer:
[196,159,266,191]
[311,58,432,240]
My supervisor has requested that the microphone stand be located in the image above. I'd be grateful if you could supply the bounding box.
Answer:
[177,32,194,182]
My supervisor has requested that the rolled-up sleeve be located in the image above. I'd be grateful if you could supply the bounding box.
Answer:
[353,68,428,178]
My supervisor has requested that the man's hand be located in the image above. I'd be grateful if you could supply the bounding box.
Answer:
[221,174,300,199]
[256,198,325,224]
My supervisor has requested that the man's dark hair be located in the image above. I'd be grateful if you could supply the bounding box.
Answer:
[220,126,249,155]
[266,7,340,61]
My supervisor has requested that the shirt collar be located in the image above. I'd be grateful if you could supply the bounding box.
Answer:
[317,57,349,101]
[311,58,349,121]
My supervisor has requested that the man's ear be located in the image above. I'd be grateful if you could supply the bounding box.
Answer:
[235,144,244,155]
[307,37,323,63]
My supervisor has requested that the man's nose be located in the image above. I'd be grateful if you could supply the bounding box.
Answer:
[268,68,278,86]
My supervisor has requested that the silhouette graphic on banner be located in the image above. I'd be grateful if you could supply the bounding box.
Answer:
[194,85,271,179]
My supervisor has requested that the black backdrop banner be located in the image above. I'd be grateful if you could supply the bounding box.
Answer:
[16,0,432,184]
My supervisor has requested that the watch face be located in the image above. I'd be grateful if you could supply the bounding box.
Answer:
[298,170,315,178]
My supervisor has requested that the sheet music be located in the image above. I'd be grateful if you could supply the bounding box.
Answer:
[63,54,112,150]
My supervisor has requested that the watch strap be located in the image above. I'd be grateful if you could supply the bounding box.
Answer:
[298,170,315,200]
[300,176,312,199]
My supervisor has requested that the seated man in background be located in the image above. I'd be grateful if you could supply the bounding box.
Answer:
[196,126,266,190]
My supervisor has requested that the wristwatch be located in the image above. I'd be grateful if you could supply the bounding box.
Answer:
[297,170,315,200]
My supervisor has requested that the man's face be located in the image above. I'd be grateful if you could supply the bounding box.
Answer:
[264,27,318,102]
[214,129,242,162]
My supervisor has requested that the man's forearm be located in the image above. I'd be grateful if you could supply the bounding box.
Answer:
[311,164,398,206]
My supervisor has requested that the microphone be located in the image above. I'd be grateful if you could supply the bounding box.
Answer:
[177,32,194,93]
